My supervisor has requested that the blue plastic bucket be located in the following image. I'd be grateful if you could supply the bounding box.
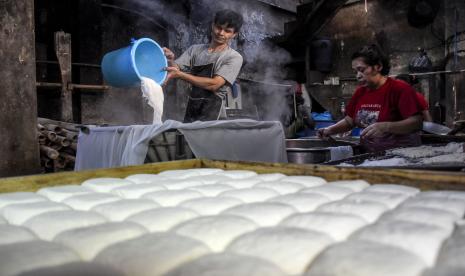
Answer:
[101,38,167,87]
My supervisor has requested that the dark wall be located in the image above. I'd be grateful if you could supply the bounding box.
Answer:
[0,0,41,176]
[444,0,465,125]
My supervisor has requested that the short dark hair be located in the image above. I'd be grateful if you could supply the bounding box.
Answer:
[351,44,391,76]
[213,9,243,33]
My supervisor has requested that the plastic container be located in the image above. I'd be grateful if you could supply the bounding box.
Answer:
[351,127,363,137]
[311,111,333,121]
[314,120,336,130]
[101,38,167,87]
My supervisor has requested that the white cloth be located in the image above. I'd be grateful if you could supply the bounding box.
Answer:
[75,120,287,171]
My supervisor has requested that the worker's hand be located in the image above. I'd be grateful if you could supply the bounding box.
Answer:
[317,128,332,140]
[162,66,183,86]
[361,122,390,138]
[163,47,175,62]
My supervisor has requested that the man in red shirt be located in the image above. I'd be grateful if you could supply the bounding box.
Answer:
[318,45,423,152]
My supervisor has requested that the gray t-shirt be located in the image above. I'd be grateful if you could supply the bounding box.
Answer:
[175,44,243,98]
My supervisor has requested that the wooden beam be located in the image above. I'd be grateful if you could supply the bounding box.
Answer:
[255,0,297,13]
[54,31,73,122]
[2,159,465,193]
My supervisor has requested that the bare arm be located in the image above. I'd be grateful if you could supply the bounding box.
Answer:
[165,66,226,92]
[361,114,423,138]
[422,110,433,122]
[317,116,354,139]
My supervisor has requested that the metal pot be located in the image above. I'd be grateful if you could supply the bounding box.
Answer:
[286,138,360,164]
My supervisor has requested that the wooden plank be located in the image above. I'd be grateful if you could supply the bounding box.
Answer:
[54,31,73,122]
[2,158,465,194]
[201,160,465,191]
[0,159,201,193]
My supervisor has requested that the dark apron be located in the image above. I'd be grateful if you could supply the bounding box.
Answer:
[183,64,223,123]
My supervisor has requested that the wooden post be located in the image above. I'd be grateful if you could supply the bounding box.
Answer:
[55,31,73,122]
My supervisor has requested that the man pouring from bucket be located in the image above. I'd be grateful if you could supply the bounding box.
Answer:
[163,9,243,123]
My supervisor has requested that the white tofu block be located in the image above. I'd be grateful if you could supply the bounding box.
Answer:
[2,201,71,225]
[365,184,420,196]
[142,190,204,207]
[281,212,368,241]
[0,224,38,245]
[173,215,258,252]
[94,233,211,276]
[435,221,465,269]
[0,240,80,276]
[280,175,326,187]
[223,178,263,189]
[63,193,121,210]
[316,199,388,223]
[179,197,243,215]
[251,173,287,182]
[187,175,233,185]
[254,181,304,194]
[416,190,465,201]
[16,262,123,276]
[54,222,148,260]
[164,179,205,190]
[23,210,107,240]
[37,185,94,202]
[327,180,370,192]
[218,188,279,203]
[158,169,202,179]
[267,193,331,212]
[159,168,223,179]
[379,206,457,231]
[81,177,134,193]
[345,191,411,209]
[300,185,354,200]
[110,182,167,199]
[305,240,426,276]
[91,199,159,221]
[222,202,297,227]
[401,197,465,218]
[126,207,200,232]
[0,192,47,210]
[188,184,234,197]
[350,220,452,266]
[166,253,286,276]
[186,168,224,175]
[214,170,257,179]
[124,173,167,184]
[227,227,334,275]
[421,267,465,276]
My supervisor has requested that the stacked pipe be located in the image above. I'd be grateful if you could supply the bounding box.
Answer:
[37,118,83,172]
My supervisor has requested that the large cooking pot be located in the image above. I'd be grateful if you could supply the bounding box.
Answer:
[286,138,360,164]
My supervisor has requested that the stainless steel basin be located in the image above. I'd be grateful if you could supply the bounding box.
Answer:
[286,138,360,164]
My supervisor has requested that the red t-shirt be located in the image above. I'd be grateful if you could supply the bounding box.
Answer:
[347,77,421,127]
[416,92,429,110]
[346,77,422,152]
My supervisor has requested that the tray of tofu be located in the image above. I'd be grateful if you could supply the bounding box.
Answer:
[1,159,465,276]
